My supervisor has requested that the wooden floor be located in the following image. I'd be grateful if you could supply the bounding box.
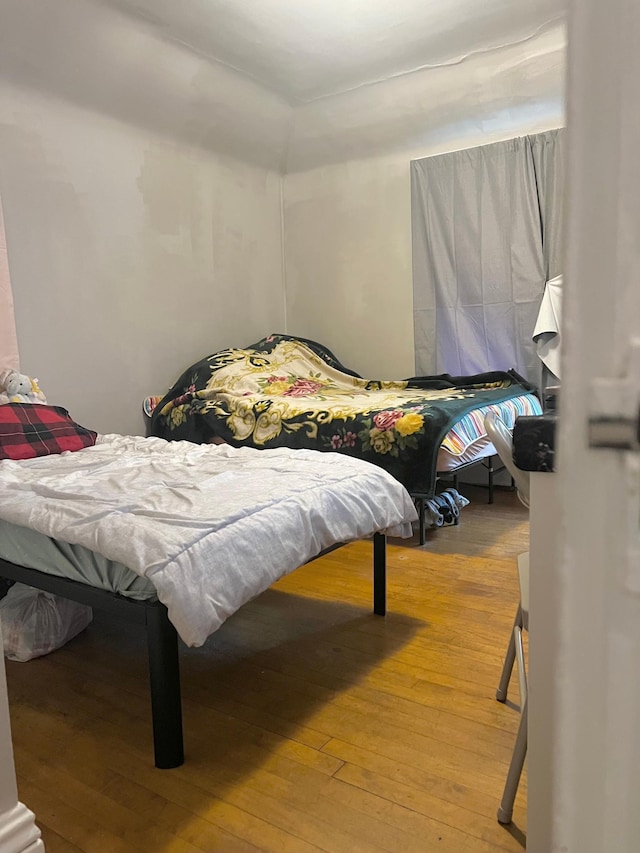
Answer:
[6,484,528,852]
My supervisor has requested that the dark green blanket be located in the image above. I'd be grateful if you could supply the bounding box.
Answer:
[150,334,537,497]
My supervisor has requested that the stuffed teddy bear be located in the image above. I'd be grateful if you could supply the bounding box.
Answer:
[0,369,47,406]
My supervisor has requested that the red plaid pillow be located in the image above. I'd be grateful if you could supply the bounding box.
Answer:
[0,404,97,460]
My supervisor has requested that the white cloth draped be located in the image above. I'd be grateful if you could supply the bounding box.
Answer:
[533,274,563,379]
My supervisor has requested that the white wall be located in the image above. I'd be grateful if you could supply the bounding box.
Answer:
[0,0,291,435]
[283,23,566,379]
[284,155,415,378]
[0,84,285,435]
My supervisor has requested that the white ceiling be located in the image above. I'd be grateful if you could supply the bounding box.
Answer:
[98,0,565,103]
[0,0,566,173]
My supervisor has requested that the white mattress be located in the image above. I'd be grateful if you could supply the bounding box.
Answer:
[437,392,542,471]
[0,435,417,646]
[0,518,157,600]
[436,435,496,471]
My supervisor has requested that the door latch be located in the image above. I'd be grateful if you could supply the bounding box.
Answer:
[588,411,640,450]
[588,339,640,450]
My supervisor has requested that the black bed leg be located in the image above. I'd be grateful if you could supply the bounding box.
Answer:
[418,498,426,546]
[373,532,386,616]
[146,604,184,769]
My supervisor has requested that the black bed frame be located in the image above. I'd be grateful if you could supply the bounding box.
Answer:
[413,454,508,545]
[0,532,387,769]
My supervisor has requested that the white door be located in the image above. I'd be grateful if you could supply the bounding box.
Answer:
[529,0,640,849]
[0,620,44,853]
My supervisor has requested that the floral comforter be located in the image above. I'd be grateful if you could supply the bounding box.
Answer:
[149,334,537,497]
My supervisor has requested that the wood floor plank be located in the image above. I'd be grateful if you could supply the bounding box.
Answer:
[13,705,325,853]
[35,827,84,853]
[185,653,520,763]
[208,639,521,733]
[334,761,523,851]
[16,777,135,853]
[321,735,522,821]
[321,767,519,853]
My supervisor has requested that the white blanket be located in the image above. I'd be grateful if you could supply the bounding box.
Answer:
[0,435,417,646]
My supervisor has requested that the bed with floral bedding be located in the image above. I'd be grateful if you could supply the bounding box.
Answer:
[149,334,541,500]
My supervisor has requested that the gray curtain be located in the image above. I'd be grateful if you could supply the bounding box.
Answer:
[411,129,565,384]
[530,128,565,282]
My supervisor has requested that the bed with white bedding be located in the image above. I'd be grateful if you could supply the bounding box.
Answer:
[0,433,417,766]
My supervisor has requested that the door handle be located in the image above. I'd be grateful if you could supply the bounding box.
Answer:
[589,338,640,450]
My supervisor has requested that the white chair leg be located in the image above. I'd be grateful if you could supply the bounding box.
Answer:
[514,624,527,707]
[497,699,528,825]
[496,604,523,702]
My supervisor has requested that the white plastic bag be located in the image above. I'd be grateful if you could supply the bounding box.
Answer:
[0,583,93,661]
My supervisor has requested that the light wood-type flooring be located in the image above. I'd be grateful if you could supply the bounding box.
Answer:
[6,483,528,852]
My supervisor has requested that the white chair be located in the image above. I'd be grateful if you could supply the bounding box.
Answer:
[484,411,530,509]
[484,411,531,825]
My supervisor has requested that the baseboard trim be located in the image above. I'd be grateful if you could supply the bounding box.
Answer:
[0,802,42,853]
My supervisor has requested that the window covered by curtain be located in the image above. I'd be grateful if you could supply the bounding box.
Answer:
[0,196,20,371]
[411,129,564,384]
